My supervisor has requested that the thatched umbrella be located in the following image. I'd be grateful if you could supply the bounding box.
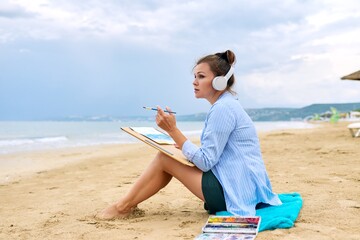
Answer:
[341,70,360,138]
[341,70,360,81]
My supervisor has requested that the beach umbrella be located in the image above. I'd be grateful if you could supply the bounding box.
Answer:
[341,70,360,81]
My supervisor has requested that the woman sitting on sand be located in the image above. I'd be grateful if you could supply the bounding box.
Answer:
[98,50,281,219]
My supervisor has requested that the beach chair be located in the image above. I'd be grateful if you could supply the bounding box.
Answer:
[347,123,360,138]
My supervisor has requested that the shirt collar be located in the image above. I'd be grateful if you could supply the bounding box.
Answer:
[218,91,234,101]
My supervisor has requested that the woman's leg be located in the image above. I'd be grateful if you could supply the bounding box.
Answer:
[97,152,204,219]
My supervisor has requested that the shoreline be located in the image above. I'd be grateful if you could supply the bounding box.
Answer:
[0,120,316,156]
[0,122,318,184]
[0,122,359,239]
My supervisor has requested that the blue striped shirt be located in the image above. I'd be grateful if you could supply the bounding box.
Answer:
[182,92,282,215]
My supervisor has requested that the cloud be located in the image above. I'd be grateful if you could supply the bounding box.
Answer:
[1,0,202,47]
[231,0,360,107]
[0,2,36,19]
[0,1,322,49]
[1,0,360,119]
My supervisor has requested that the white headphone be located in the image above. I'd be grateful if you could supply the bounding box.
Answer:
[212,66,234,91]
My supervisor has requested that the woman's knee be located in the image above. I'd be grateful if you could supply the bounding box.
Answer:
[153,152,167,163]
[151,152,171,168]
[153,152,181,173]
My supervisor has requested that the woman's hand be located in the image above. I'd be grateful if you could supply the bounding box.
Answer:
[156,106,177,133]
[156,106,187,150]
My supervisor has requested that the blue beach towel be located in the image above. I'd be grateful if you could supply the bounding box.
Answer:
[216,192,303,232]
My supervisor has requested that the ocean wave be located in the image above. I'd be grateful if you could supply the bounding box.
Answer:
[35,136,68,143]
[0,121,316,155]
[0,136,68,147]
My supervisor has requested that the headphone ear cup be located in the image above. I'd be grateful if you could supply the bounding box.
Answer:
[212,76,227,91]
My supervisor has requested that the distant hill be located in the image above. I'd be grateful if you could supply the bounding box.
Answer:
[293,103,360,118]
[176,113,207,121]
[55,102,360,122]
[176,102,360,122]
[245,108,295,121]
[248,102,360,121]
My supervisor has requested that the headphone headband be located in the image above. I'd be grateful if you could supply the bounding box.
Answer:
[224,66,234,80]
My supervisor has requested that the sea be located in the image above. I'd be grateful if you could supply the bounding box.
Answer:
[0,121,316,155]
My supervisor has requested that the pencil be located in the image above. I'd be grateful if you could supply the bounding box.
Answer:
[143,106,177,114]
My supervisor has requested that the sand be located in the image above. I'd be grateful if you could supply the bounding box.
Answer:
[0,122,359,240]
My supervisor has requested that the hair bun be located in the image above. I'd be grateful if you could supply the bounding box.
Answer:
[216,52,229,63]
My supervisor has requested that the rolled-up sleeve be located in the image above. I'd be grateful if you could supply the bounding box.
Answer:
[182,139,213,172]
[182,139,199,162]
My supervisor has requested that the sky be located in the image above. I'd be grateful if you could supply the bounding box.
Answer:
[0,0,359,120]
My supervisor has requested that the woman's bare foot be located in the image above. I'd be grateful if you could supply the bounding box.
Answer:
[96,203,133,220]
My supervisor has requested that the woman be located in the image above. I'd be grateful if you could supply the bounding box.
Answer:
[98,50,281,219]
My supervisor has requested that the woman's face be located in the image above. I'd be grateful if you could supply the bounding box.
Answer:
[193,62,217,101]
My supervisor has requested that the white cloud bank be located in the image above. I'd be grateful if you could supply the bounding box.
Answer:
[0,0,359,118]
